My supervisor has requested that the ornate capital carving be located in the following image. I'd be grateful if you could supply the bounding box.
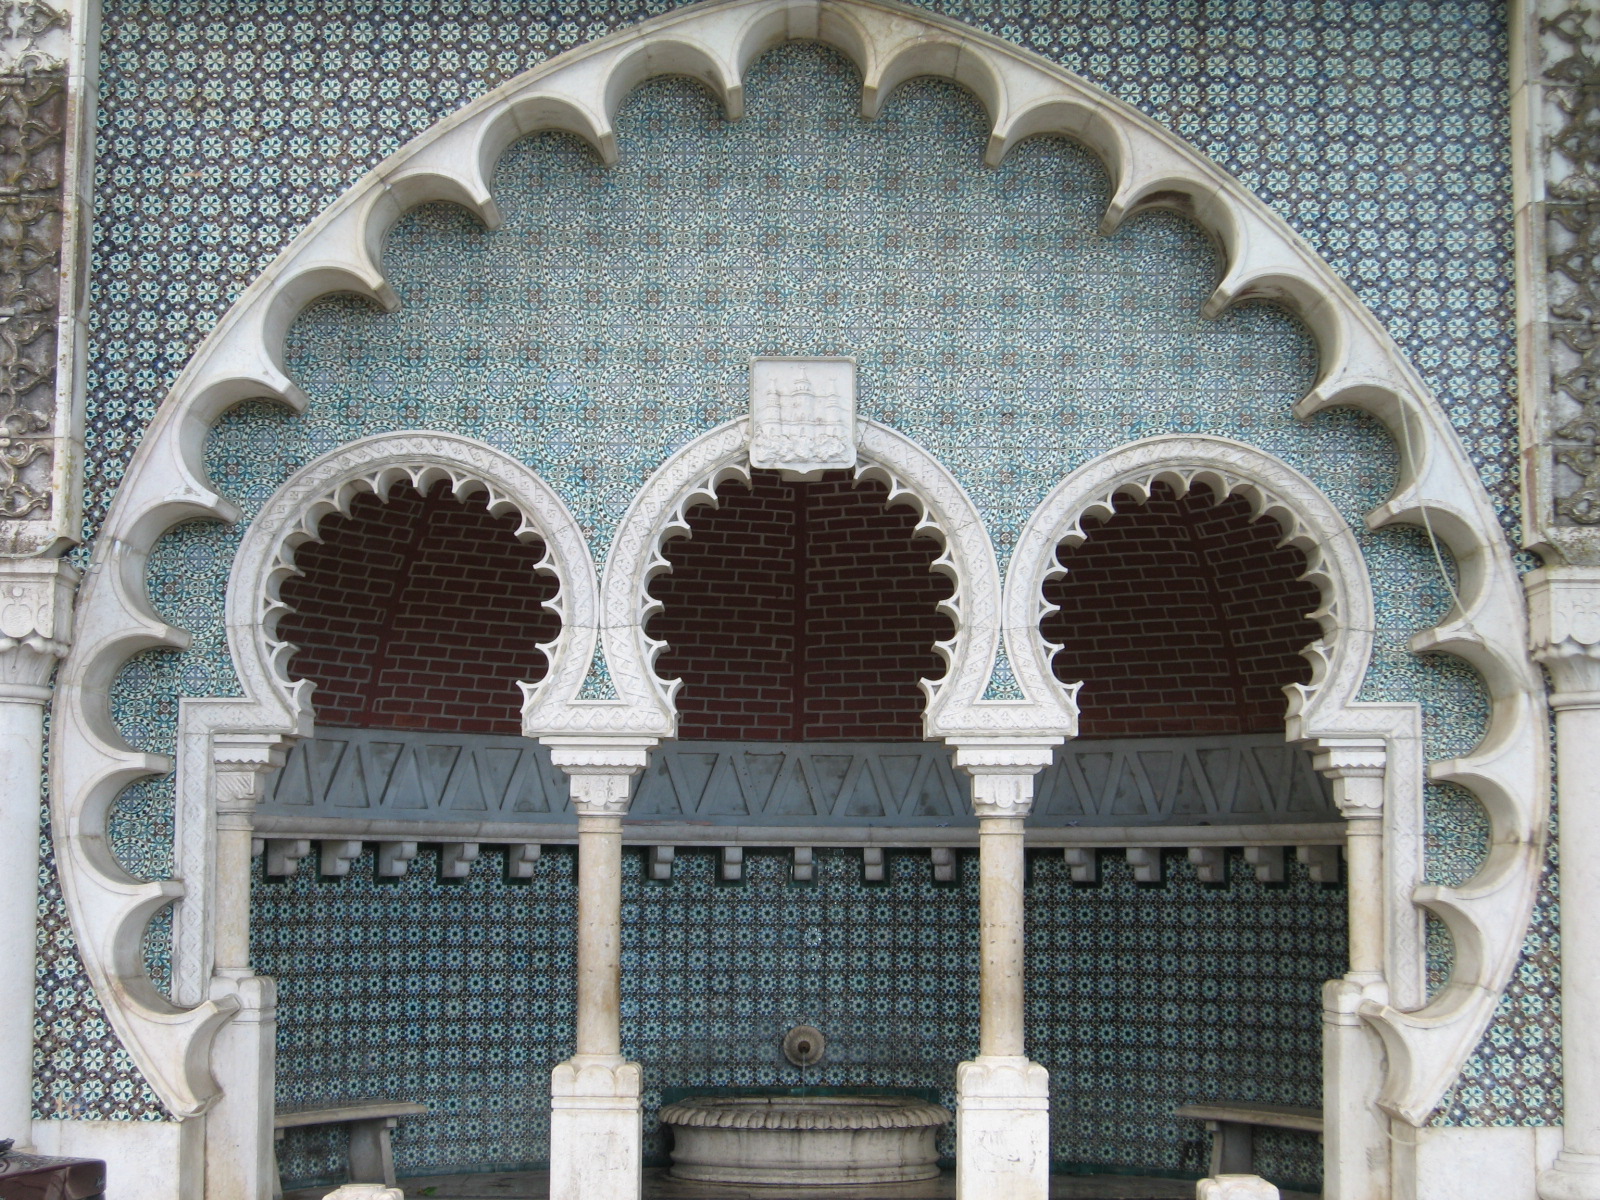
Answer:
[1308,737,1386,818]
[950,738,1057,817]
[212,732,290,820]
[0,554,73,693]
[1527,565,1600,696]
[544,736,657,814]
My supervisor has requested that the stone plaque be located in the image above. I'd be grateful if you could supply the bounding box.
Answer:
[749,356,856,480]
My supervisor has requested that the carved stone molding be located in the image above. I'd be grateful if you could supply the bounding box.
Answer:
[0,553,73,693]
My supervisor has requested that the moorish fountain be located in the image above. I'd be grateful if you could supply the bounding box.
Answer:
[658,1026,952,1186]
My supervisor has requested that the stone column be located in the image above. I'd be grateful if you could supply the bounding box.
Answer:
[545,738,655,1200]
[1311,739,1392,1200]
[203,734,288,1200]
[950,740,1055,1200]
[1530,568,1600,1200]
[0,559,75,1149]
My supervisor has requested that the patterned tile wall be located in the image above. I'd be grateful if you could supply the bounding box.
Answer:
[39,0,1545,1137]
[258,845,1344,1191]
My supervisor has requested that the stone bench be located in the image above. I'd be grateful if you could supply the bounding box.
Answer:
[272,1100,428,1199]
[1174,1102,1324,1177]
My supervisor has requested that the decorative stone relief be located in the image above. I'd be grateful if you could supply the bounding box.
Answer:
[749,356,856,480]
[1546,7,1600,528]
[0,1,65,536]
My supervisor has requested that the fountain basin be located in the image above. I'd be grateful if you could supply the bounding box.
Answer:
[659,1095,952,1186]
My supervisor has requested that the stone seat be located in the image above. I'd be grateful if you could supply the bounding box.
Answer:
[1174,1101,1324,1177]
[272,1100,429,1200]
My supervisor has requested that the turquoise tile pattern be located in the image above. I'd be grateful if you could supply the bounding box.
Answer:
[35,0,1546,1145]
[258,845,1343,1190]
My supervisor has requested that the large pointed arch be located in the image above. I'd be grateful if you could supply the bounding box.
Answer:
[50,0,1543,1143]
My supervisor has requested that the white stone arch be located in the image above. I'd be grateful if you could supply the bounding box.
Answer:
[1007,433,1546,1140]
[44,0,1542,1174]
[170,434,597,1100]
[528,416,1074,744]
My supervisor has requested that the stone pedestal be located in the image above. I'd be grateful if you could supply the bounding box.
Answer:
[955,1056,1050,1199]
[1197,1176,1281,1200]
[550,1056,643,1200]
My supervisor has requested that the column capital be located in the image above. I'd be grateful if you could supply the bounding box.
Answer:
[1307,736,1386,819]
[544,735,658,815]
[948,737,1058,818]
[0,556,78,697]
[1528,566,1600,698]
[212,732,292,821]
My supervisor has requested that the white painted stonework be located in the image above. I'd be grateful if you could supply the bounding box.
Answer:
[749,356,856,479]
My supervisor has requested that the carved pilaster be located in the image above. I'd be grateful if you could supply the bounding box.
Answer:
[0,1,79,556]
[1518,3,1600,561]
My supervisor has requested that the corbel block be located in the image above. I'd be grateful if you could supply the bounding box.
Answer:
[1245,845,1285,883]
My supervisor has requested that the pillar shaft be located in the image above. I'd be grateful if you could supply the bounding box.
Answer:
[575,812,624,1058]
[978,816,1026,1059]
[1526,567,1600,1199]
[1545,690,1600,1194]
[950,742,1057,1200]
[0,687,48,1146]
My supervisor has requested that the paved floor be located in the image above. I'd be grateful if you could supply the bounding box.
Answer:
[286,1169,1319,1199]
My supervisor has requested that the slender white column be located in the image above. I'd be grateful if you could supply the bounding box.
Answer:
[204,735,288,1200]
[1530,569,1600,1200]
[0,559,76,1149]
[546,738,655,1200]
[1312,740,1392,1200]
[951,739,1056,1200]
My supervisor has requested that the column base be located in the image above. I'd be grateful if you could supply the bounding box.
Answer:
[549,1055,643,1200]
[955,1055,1050,1200]
[1542,1152,1600,1200]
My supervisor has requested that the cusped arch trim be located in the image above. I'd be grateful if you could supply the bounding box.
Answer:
[229,431,598,738]
[1006,434,1546,1125]
[528,417,1075,742]
[51,0,1541,1124]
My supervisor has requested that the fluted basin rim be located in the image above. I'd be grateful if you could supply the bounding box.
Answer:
[659,1096,952,1131]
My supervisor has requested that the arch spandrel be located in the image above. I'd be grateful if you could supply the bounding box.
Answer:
[52,0,1543,1133]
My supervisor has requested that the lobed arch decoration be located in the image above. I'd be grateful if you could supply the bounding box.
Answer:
[533,415,1075,745]
[49,0,1542,1137]
[1006,434,1544,1124]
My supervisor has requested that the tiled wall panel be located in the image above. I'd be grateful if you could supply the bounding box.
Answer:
[258,845,1344,1191]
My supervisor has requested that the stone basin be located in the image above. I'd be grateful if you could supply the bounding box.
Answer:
[658,1095,952,1186]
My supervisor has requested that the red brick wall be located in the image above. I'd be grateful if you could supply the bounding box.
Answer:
[1042,483,1321,738]
[276,483,559,735]
[648,470,952,741]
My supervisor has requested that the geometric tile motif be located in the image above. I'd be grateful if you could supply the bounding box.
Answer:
[255,845,1345,1191]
